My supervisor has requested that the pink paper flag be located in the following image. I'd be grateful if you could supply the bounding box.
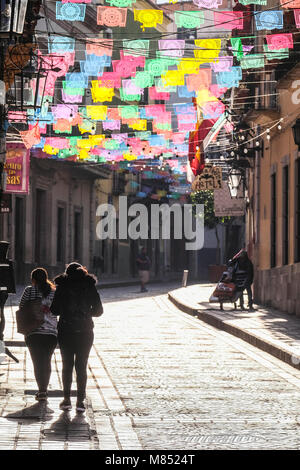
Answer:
[97,7,127,27]
[86,39,113,57]
[214,11,244,30]
[112,133,128,143]
[20,124,41,149]
[98,72,121,88]
[62,91,83,103]
[294,9,300,28]
[45,138,69,149]
[52,105,78,120]
[157,111,172,123]
[202,100,225,118]
[149,87,170,101]
[186,69,212,92]
[177,112,197,123]
[209,84,228,97]
[158,40,185,57]
[8,111,27,123]
[103,120,121,131]
[127,138,144,154]
[120,51,145,68]
[29,122,47,134]
[210,56,233,72]
[145,104,166,118]
[178,122,196,132]
[172,133,186,145]
[122,79,142,94]
[113,60,137,78]
[62,0,91,3]
[53,119,72,133]
[107,108,121,120]
[281,0,300,7]
[266,33,293,50]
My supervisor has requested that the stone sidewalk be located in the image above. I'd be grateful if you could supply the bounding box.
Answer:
[168,283,300,371]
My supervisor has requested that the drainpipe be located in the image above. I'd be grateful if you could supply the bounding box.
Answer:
[0,40,7,209]
[254,126,261,300]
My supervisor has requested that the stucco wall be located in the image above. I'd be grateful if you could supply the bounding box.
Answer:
[254,263,300,316]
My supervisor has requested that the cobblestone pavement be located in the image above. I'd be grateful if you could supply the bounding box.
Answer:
[1,283,300,450]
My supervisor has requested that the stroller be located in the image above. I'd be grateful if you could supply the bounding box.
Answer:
[209,254,247,311]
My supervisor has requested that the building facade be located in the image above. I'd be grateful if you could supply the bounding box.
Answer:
[245,63,300,315]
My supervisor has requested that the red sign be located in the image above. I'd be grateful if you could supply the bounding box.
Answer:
[4,143,30,194]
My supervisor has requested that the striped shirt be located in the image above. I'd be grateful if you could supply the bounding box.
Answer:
[19,286,57,337]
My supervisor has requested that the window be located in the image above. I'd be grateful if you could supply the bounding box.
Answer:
[74,210,82,261]
[15,196,24,263]
[57,206,66,263]
[282,166,289,265]
[295,159,300,262]
[271,174,277,268]
[35,189,47,263]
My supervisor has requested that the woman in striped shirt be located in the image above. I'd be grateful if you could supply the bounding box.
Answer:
[19,268,57,402]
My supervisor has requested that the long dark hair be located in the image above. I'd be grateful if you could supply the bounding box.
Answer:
[31,268,55,297]
[63,262,97,283]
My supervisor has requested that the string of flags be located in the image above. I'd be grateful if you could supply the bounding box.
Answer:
[9,0,300,182]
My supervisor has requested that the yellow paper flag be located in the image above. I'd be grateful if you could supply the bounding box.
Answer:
[161,70,185,87]
[43,145,59,155]
[178,58,200,75]
[194,39,221,64]
[86,106,108,120]
[134,10,163,31]
[91,82,114,103]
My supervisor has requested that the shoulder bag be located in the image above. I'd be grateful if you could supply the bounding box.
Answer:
[16,288,44,335]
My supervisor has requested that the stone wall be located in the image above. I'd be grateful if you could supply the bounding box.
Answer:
[254,263,300,316]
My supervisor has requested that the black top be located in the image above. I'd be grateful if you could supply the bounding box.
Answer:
[136,253,151,271]
[228,255,254,289]
[50,270,103,333]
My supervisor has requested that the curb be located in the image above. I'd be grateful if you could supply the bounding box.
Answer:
[98,278,181,289]
[168,291,300,372]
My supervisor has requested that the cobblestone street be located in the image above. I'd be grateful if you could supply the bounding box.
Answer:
[1,284,300,450]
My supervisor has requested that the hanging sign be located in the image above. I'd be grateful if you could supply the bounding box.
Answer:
[214,184,246,216]
[191,164,222,191]
[4,144,30,195]
[0,193,12,214]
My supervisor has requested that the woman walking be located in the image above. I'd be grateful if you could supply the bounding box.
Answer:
[19,269,57,401]
[50,263,103,413]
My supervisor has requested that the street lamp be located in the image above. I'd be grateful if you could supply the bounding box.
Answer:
[227,168,243,198]
[292,119,300,148]
[11,49,47,111]
[0,0,28,37]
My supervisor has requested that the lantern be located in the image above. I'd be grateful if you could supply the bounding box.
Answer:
[228,168,243,198]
